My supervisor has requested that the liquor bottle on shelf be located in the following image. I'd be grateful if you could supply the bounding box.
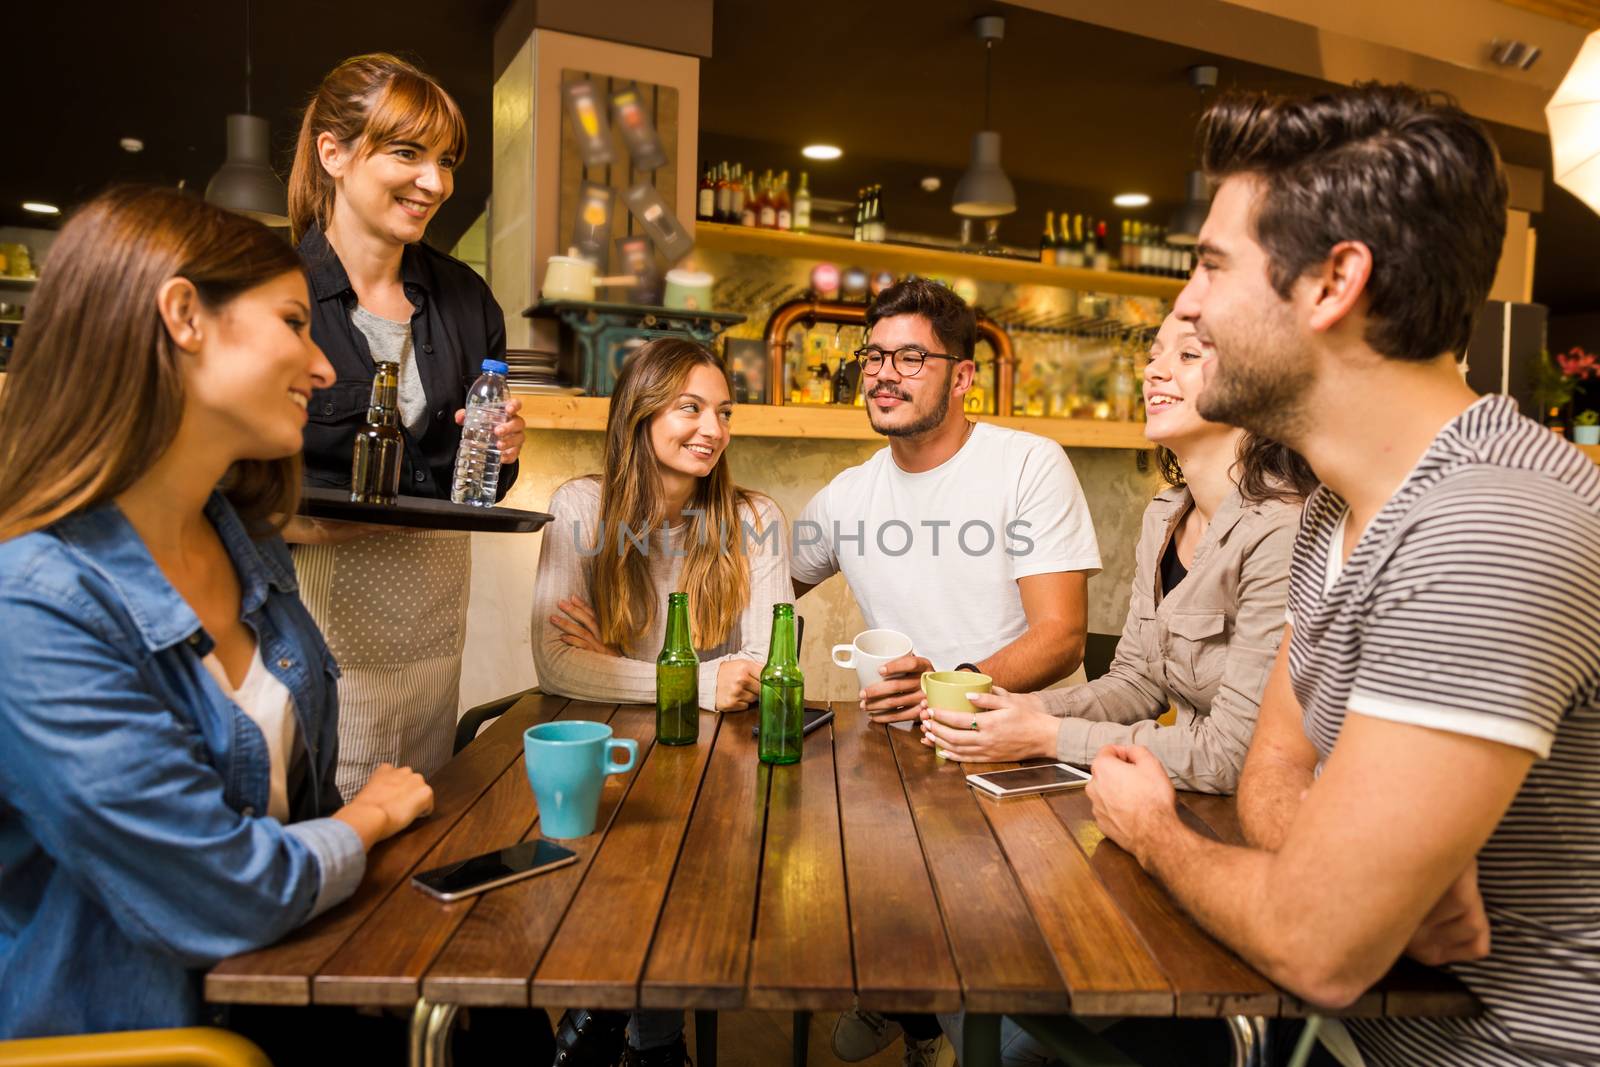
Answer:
[1120,219,1134,271]
[853,188,865,241]
[1039,210,1056,265]
[1094,220,1110,272]
[732,164,749,226]
[350,361,403,505]
[697,167,715,221]
[714,162,732,223]
[1072,214,1088,268]
[1053,211,1071,267]
[758,169,777,228]
[775,170,793,231]
[1082,216,1099,270]
[866,185,883,242]
[793,171,812,233]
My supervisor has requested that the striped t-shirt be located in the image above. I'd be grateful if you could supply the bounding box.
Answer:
[1285,395,1600,1066]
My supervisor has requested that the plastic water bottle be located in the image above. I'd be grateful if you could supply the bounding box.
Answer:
[451,358,509,506]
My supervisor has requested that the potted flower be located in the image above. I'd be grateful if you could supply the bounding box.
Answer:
[1532,347,1600,437]
[1575,410,1600,446]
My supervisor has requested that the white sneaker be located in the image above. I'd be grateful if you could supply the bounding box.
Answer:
[831,1008,904,1062]
[903,1034,955,1067]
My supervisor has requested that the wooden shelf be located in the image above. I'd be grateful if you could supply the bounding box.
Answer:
[0,275,37,289]
[693,222,1186,300]
[513,392,1155,449]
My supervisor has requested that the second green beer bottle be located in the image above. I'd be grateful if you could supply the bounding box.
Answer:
[758,603,804,765]
[656,592,699,745]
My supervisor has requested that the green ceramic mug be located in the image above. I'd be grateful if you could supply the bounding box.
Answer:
[919,670,993,718]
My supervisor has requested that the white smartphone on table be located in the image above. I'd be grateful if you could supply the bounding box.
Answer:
[967,763,1091,799]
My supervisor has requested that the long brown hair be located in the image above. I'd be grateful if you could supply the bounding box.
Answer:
[585,339,768,650]
[287,53,468,243]
[1156,436,1318,505]
[0,186,304,542]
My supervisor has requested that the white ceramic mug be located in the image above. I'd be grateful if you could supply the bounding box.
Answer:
[833,628,915,729]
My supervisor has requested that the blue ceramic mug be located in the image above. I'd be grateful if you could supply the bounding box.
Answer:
[523,720,639,838]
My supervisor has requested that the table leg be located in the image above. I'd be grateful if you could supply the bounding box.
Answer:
[962,1013,1002,1067]
[1226,1014,1259,1067]
[695,1009,718,1067]
[409,999,431,1067]
[793,1010,811,1067]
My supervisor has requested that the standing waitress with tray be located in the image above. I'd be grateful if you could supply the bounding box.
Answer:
[282,53,526,800]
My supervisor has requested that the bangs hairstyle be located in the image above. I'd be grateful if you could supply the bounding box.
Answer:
[1198,82,1506,363]
[288,53,468,242]
[0,186,305,542]
[585,338,769,651]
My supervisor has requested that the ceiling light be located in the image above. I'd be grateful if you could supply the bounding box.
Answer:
[204,0,287,227]
[952,16,1017,218]
[22,202,60,216]
[120,137,144,153]
[920,177,942,192]
[1113,193,1151,208]
[802,144,842,160]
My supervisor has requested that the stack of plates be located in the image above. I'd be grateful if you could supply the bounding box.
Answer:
[504,349,581,394]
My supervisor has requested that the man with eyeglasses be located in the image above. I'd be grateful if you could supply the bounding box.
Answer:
[791,275,1103,1065]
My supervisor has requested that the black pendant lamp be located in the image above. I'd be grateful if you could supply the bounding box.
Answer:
[205,0,287,226]
[952,16,1016,218]
[1167,66,1218,246]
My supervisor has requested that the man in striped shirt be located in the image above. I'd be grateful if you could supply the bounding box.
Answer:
[1085,83,1600,1066]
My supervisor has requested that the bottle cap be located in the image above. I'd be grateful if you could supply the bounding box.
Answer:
[482,359,509,375]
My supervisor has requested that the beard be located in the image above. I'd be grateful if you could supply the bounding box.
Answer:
[1194,301,1313,443]
[868,372,952,438]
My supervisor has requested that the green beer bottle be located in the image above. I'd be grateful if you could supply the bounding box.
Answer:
[758,603,805,765]
[656,592,699,745]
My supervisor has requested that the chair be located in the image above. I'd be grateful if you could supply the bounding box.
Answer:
[0,1027,272,1067]
[453,687,537,754]
[1082,632,1121,682]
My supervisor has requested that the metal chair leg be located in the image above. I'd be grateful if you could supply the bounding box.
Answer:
[424,1002,460,1067]
[792,1010,811,1067]
[410,999,432,1067]
[1227,1014,1259,1067]
[694,1010,718,1067]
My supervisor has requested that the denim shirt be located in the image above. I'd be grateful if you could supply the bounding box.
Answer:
[0,494,365,1037]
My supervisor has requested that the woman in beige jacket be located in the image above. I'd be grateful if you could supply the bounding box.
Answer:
[919,313,1316,793]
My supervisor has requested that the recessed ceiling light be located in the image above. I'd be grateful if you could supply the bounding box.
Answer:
[1113,193,1151,208]
[22,201,60,216]
[120,137,145,153]
[920,177,942,192]
[802,144,842,160]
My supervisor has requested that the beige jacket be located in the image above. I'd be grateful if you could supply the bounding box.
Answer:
[1042,485,1299,793]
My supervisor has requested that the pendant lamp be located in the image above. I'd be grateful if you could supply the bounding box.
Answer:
[952,16,1016,218]
[205,0,287,226]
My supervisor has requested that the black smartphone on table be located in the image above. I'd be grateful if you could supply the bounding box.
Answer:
[751,707,834,738]
[411,838,577,902]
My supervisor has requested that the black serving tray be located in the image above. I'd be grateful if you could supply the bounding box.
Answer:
[300,487,552,533]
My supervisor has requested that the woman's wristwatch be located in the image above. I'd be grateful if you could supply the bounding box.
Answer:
[954,662,981,673]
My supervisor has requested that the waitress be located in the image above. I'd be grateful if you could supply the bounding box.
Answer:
[284,53,526,798]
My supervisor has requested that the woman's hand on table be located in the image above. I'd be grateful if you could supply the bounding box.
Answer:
[551,597,622,656]
[917,685,1058,762]
[455,396,526,465]
[278,515,387,545]
[334,762,434,850]
[861,654,935,723]
[715,659,761,711]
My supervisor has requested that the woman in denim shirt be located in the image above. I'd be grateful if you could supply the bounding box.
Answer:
[0,187,433,1037]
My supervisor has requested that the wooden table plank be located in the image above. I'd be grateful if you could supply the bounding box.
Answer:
[422,706,655,1006]
[976,778,1173,1016]
[1375,957,1478,1018]
[311,702,605,1005]
[1046,791,1280,1017]
[204,692,569,1006]
[831,703,962,1014]
[532,712,721,1009]
[640,709,770,1010]
[746,716,854,1012]
[888,729,1070,1015]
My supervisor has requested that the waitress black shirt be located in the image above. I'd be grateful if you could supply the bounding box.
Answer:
[297,223,517,501]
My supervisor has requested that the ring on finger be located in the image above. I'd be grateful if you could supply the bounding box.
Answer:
[970,715,979,731]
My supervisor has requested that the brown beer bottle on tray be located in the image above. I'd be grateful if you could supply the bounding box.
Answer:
[350,360,404,505]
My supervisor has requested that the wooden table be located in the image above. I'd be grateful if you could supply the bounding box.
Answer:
[206,694,1475,1067]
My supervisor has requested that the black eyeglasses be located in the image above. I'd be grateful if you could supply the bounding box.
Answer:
[853,346,963,377]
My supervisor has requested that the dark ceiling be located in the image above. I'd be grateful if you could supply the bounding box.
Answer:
[7,1,1597,316]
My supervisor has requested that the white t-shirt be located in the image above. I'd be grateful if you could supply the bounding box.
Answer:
[202,646,299,822]
[791,422,1101,671]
